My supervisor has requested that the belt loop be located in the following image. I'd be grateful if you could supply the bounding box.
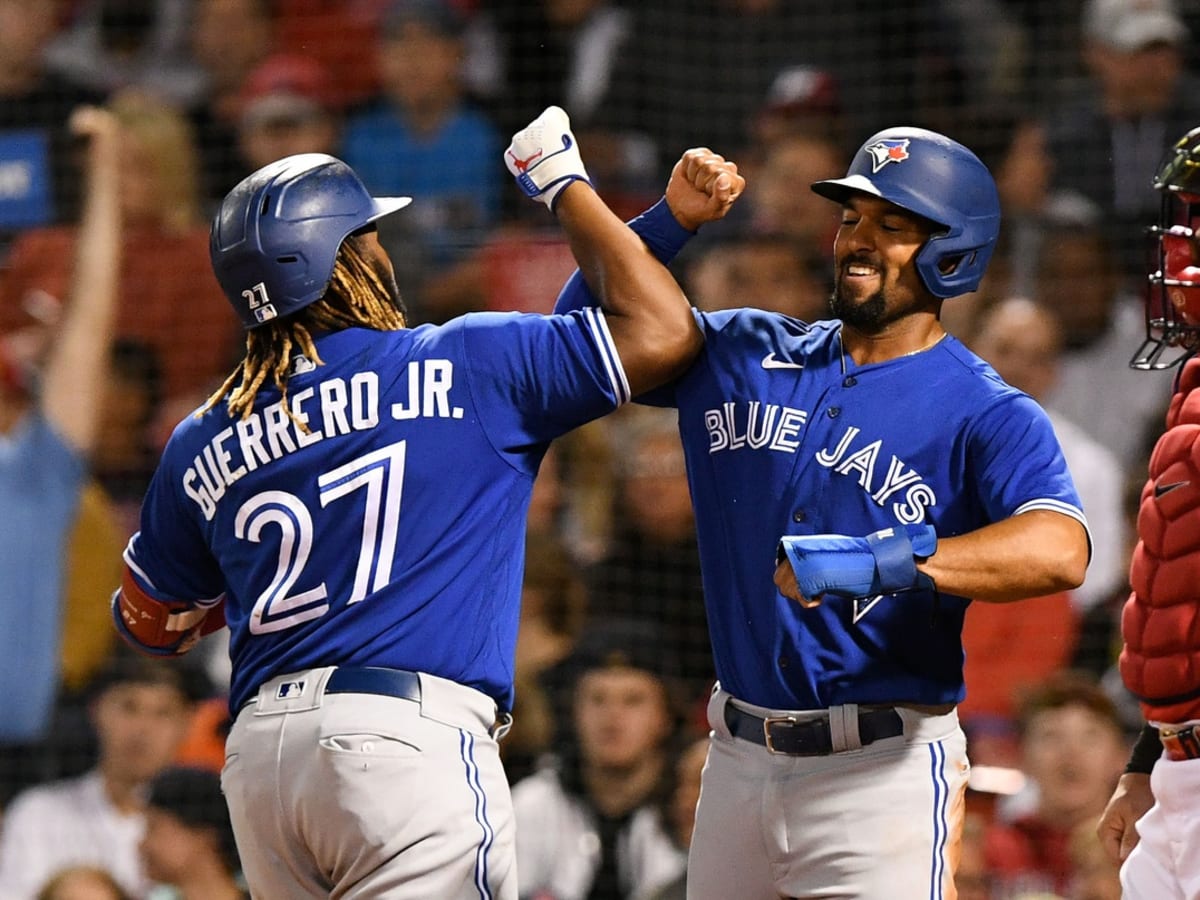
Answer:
[830,704,861,752]
[491,711,513,742]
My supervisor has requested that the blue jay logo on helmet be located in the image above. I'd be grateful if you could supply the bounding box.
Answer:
[865,139,910,173]
[209,153,412,329]
[810,126,1001,298]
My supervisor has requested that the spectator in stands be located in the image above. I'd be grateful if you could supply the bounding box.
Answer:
[983,670,1130,899]
[0,87,240,412]
[233,54,340,181]
[584,407,713,703]
[736,130,847,263]
[1033,209,1173,471]
[0,106,121,796]
[271,0,385,111]
[90,337,162,534]
[953,812,994,900]
[339,0,502,322]
[683,233,830,322]
[35,866,131,900]
[186,0,276,206]
[1068,818,1122,900]
[512,619,688,900]
[140,766,246,899]
[504,531,589,785]
[611,0,975,174]
[476,0,658,216]
[646,735,710,900]
[1041,0,1200,282]
[751,65,845,151]
[0,651,203,898]
[0,0,105,259]
[42,0,205,107]
[970,295,1126,619]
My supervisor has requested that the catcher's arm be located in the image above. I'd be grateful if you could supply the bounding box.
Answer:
[112,565,225,657]
[1097,772,1153,862]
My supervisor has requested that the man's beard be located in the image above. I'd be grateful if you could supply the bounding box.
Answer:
[830,284,889,333]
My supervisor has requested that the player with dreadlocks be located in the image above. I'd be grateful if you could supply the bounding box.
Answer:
[111,106,743,897]
[200,224,407,429]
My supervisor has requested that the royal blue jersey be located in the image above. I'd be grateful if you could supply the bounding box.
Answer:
[124,309,628,714]
[651,311,1087,709]
[553,202,1087,710]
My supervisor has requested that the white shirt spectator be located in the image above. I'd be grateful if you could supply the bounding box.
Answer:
[0,770,149,899]
[1049,410,1128,612]
[512,767,685,900]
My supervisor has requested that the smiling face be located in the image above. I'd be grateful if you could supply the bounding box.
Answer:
[830,194,938,334]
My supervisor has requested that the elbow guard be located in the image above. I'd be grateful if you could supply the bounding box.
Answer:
[111,567,224,656]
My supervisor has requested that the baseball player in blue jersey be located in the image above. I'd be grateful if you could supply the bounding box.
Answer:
[109,106,744,898]
[555,126,1091,899]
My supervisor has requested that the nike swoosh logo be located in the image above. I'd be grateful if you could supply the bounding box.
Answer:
[1155,479,1190,498]
[761,352,804,370]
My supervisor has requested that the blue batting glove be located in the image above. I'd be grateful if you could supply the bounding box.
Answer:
[777,524,938,600]
[505,106,591,211]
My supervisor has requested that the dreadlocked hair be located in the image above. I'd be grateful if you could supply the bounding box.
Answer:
[201,234,407,430]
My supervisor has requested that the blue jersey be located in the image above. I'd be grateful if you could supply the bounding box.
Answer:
[651,311,1087,709]
[555,203,1087,710]
[123,309,628,713]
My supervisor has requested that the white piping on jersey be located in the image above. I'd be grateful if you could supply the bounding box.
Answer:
[584,307,631,405]
[1013,498,1093,555]
[122,535,225,607]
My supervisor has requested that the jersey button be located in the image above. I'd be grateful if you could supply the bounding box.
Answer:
[827,406,841,418]
[792,510,806,523]
[778,655,789,669]
[843,376,857,387]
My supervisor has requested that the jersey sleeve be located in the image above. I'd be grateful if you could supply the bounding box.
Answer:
[123,440,225,605]
[969,393,1091,541]
[458,309,630,451]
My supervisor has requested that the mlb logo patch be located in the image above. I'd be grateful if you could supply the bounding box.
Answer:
[865,138,911,173]
[276,679,307,700]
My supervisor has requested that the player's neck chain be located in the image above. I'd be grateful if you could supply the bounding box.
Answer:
[900,332,947,358]
[837,330,947,371]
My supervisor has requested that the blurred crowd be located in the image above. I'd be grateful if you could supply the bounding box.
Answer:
[0,0,1195,896]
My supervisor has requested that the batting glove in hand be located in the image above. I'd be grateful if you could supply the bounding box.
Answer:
[778,524,938,600]
[506,105,591,211]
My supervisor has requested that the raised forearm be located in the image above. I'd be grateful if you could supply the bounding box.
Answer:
[553,182,701,394]
[41,108,122,453]
[918,509,1089,602]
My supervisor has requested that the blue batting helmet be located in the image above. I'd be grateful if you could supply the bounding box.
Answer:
[811,126,1000,298]
[210,153,412,328]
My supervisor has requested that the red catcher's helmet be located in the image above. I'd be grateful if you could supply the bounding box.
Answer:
[1133,126,1200,368]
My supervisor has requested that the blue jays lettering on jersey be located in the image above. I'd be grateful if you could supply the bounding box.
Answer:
[656,309,1086,710]
[122,308,627,713]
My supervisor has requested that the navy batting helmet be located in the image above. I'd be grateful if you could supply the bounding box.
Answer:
[210,153,411,329]
[811,126,1000,298]
[1132,126,1200,369]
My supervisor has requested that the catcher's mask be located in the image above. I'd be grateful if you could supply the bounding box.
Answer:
[1132,126,1200,369]
[209,153,411,329]
[811,126,1001,298]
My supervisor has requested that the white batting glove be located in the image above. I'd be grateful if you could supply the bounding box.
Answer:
[505,105,591,211]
